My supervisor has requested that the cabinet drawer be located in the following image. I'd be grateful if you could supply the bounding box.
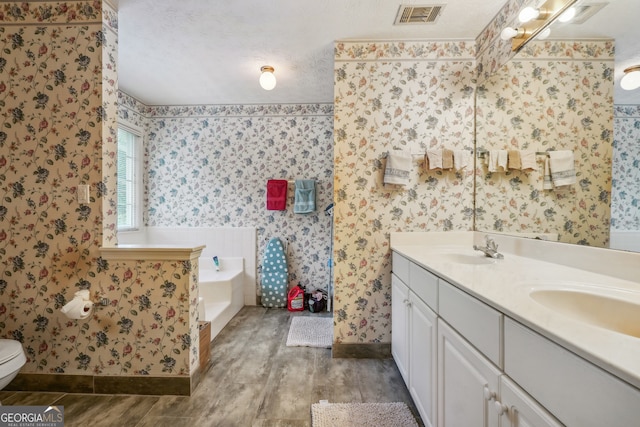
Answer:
[505,318,640,427]
[409,262,438,312]
[438,280,502,367]
[392,251,410,284]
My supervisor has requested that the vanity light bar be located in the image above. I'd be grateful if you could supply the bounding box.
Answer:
[509,0,578,52]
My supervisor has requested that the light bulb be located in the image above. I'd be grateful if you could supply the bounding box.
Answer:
[500,27,518,41]
[518,7,540,23]
[537,28,551,40]
[621,67,640,91]
[558,7,576,23]
[259,66,276,91]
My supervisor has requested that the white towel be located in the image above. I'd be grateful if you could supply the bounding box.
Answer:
[548,150,576,187]
[543,157,553,190]
[497,150,508,171]
[384,152,411,186]
[520,150,537,171]
[488,150,507,172]
[453,149,471,171]
[426,149,442,170]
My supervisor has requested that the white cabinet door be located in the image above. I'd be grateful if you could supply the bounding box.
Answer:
[391,273,410,383]
[438,318,501,427]
[499,376,562,427]
[409,293,438,427]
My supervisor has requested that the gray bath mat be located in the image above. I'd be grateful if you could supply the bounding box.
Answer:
[311,402,419,427]
[286,316,332,348]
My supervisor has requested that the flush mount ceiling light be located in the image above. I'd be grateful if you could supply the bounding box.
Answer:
[621,66,640,91]
[259,66,276,91]
[501,0,578,52]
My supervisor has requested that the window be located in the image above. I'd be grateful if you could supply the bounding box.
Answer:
[117,124,142,231]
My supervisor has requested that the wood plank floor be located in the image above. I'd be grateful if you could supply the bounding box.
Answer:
[0,307,423,426]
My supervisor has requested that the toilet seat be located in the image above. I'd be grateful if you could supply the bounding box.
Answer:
[0,340,23,365]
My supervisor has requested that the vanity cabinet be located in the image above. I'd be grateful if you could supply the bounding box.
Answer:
[504,318,640,427]
[393,251,563,427]
[392,249,640,427]
[498,376,562,427]
[392,251,439,427]
[391,274,410,382]
[392,273,438,427]
[438,279,502,367]
[437,319,562,427]
[437,318,501,427]
[409,286,438,426]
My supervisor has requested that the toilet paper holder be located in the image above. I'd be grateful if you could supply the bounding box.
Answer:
[60,290,108,320]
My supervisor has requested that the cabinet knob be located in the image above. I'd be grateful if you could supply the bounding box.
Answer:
[494,400,508,416]
[483,385,496,401]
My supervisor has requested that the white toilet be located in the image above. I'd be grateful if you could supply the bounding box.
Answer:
[0,339,26,391]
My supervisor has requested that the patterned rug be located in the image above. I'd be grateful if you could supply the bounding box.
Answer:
[286,316,332,348]
[311,402,419,427]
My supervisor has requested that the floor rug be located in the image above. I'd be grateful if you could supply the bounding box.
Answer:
[311,402,419,427]
[286,316,332,348]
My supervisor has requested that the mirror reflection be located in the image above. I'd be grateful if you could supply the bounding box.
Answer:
[474,0,640,252]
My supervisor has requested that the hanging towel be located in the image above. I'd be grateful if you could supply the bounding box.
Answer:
[497,150,508,171]
[266,179,288,210]
[426,149,442,170]
[293,179,316,213]
[543,157,553,190]
[548,150,576,187]
[489,149,508,172]
[384,152,412,185]
[442,149,454,170]
[507,150,521,170]
[488,150,499,172]
[520,151,537,171]
[453,149,471,171]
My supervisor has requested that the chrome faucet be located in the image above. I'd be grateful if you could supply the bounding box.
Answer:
[473,235,504,259]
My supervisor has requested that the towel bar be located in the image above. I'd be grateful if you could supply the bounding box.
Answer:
[476,148,553,159]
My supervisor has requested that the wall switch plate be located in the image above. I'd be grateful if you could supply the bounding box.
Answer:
[78,184,89,204]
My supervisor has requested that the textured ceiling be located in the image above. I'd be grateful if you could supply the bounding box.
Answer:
[117,0,639,106]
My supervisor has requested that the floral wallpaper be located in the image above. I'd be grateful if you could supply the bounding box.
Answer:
[333,41,476,344]
[476,0,530,83]
[475,40,614,246]
[101,0,118,247]
[118,94,335,297]
[0,1,197,379]
[612,105,640,231]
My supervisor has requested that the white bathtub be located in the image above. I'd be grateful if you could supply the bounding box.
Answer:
[197,257,245,342]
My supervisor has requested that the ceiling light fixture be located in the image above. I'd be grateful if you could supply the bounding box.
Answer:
[621,66,640,91]
[259,66,276,91]
[501,0,578,52]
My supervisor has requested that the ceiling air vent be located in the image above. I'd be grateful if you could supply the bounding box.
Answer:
[567,3,607,25]
[395,4,444,25]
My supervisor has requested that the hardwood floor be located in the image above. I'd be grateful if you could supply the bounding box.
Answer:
[0,307,422,426]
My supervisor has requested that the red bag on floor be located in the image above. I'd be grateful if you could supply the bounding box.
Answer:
[287,285,304,312]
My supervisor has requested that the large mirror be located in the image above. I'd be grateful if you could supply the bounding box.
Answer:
[475,0,640,252]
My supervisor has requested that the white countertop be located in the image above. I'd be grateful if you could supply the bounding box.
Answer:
[391,231,640,390]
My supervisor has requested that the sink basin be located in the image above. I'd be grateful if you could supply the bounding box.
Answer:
[441,253,497,265]
[529,288,640,338]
